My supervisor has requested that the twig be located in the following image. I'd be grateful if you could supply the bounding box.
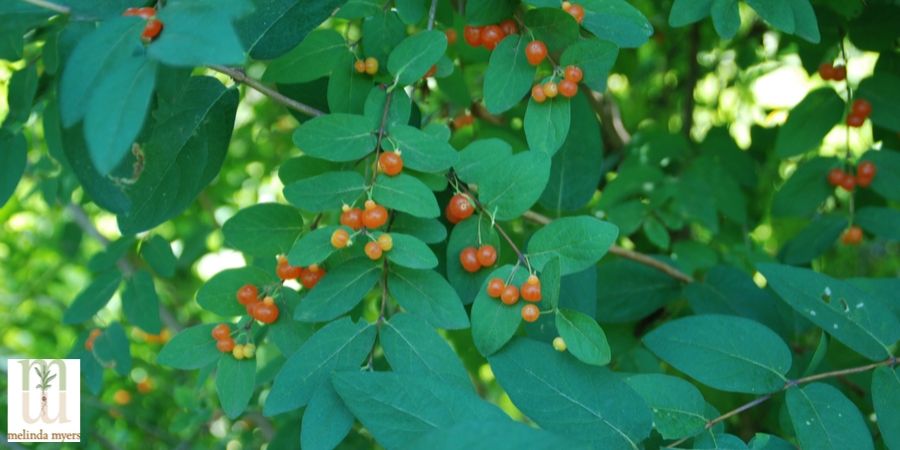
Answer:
[208,65,325,117]
[585,91,631,151]
[667,356,898,448]
[521,210,694,283]
[427,0,438,30]
[22,0,70,14]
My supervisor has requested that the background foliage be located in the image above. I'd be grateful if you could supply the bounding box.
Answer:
[1,0,898,449]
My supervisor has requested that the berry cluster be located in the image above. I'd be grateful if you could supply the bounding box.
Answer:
[846,98,872,128]
[532,64,583,102]
[276,255,325,289]
[236,284,280,324]
[827,160,877,192]
[818,62,847,82]
[123,7,163,42]
[212,323,257,359]
[84,328,102,351]
[331,200,393,260]
[377,151,403,176]
[365,234,394,260]
[354,57,379,75]
[463,19,518,50]
[445,193,474,224]
[487,274,543,322]
[459,244,497,273]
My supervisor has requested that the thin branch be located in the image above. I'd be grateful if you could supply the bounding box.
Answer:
[208,65,325,117]
[586,91,631,151]
[451,174,529,268]
[667,356,897,448]
[521,210,694,283]
[22,0,71,14]
[426,0,438,30]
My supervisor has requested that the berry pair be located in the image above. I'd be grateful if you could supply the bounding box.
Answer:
[463,20,518,50]
[236,284,280,324]
[827,161,877,191]
[212,323,236,352]
[460,244,497,272]
[123,7,163,42]
[378,151,403,176]
[276,256,325,288]
[341,201,389,230]
[841,226,863,245]
[84,328,102,351]
[354,57,379,75]
[818,63,847,82]
[365,234,394,260]
[562,2,585,23]
[531,66,583,102]
[445,193,474,224]
[846,98,872,128]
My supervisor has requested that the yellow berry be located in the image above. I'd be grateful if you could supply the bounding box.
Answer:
[263,296,275,305]
[232,344,245,360]
[365,57,379,75]
[553,336,567,352]
[243,344,256,358]
[377,233,393,252]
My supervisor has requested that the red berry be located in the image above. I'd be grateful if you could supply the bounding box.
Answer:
[525,40,548,66]
[480,25,504,50]
[447,194,474,221]
[856,161,876,187]
[841,226,863,245]
[476,245,497,267]
[212,324,231,340]
[236,284,259,305]
[245,300,260,317]
[253,302,280,324]
[521,304,540,322]
[216,338,235,353]
[531,84,547,103]
[846,114,865,128]
[424,65,437,78]
[827,168,846,187]
[521,282,542,302]
[445,206,462,224]
[340,208,364,230]
[818,63,835,80]
[501,285,520,305]
[500,19,518,36]
[299,265,325,289]
[487,278,505,298]
[142,19,163,41]
[123,7,156,19]
[459,247,481,273]
[463,26,482,47]
[839,175,856,192]
[565,3,585,24]
[276,256,302,280]
[558,79,578,98]
[453,113,474,129]
[378,151,403,176]
[365,241,383,260]
[851,99,872,118]
[362,204,389,229]
[354,60,366,73]
[831,65,847,81]
[564,65,583,83]
[445,29,457,45]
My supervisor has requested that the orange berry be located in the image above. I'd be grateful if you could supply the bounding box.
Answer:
[565,4,585,23]
[253,302,280,324]
[841,226,863,245]
[299,266,325,289]
[839,175,856,192]
[217,338,235,352]
[531,84,547,103]
[564,65,583,83]
[500,19,518,36]
[542,81,559,98]
[365,241,383,260]
[445,28,458,45]
[123,7,155,19]
[558,79,578,98]
[378,151,403,176]
[332,228,350,248]
[521,282,542,302]
[354,59,366,73]
[141,19,163,41]
[525,40,548,65]
[365,57,379,75]
[501,285,520,305]
[362,204,389,229]
[340,208,364,230]
[851,99,872,118]
[526,274,540,285]
[476,245,497,267]
[480,25,504,50]
[276,256,302,280]
[212,324,231,340]
[447,194,474,221]
[425,65,437,78]
[521,304,540,322]
[113,389,132,405]
[377,233,393,251]
[827,168,846,187]
[137,378,153,394]
[459,247,481,273]
[487,278,505,298]
[463,26,482,46]
[831,65,846,81]
[236,284,259,305]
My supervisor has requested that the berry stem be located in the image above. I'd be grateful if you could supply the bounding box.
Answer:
[837,36,856,225]
[209,65,326,118]
[370,87,395,187]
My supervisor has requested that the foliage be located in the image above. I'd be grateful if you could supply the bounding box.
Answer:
[0,0,898,449]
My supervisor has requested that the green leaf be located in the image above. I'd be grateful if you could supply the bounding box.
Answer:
[395,0,425,24]
[407,418,580,450]
[855,207,900,241]
[387,125,458,172]
[265,317,376,415]
[694,433,750,449]
[222,203,303,257]
[483,35,534,114]
[197,266,277,317]
[149,5,246,67]
[774,88,844,158]
[389,215,446,244]
[141,235,177,278]
[857,74,900,133]
[384,233,438,270]
[268,288,315,355]
[372,173,440,218]
[711,0,740,39]
[328,52,372,115]
[283,171,368,212]
[471,265,530,356]
[489,338,653,448]
[748,433,796,450]
[217,354,256,419]
[643,314,792,394]
[361,10,406,64]
[294,259,381,322]
[92,322,132,376]
[237,0,344,60]
[63,270,122,324]
[454,138,513,185]
[527,216,618,275]
[642,216,670,250]
[263,29,347,83]
[364,87,411,130]
[786,383,874,450]
[59,17,145,126]
[625,373,707,440]
[669,0,713,26]
[387,268,469,330]
[116,77,238,234]
[332,371,509,449]
[555,309,610,366]
[446,215,501,305]
[301,384,355,450]
[860,149,900,202]
[287,225,340,266]
[580,0,654,48]
[293,114,376,162]
[4,64,38,125]
[388,30,447,86]
[872,366,900,450]
[381,314,471,388]
[758,263,900,360]
[780,214,847,264]
[478,151,551,220]
[0,130,26,207]
[278,156,340,185]
[524,8,580,54]
[771,157,834,217]
[746,0,820,43]
[543,257,562,309]
[465,0,516,25]
[559,38,618,92]
[158,323,221,369]
[122,270,162,334]
[525,97,571,156]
